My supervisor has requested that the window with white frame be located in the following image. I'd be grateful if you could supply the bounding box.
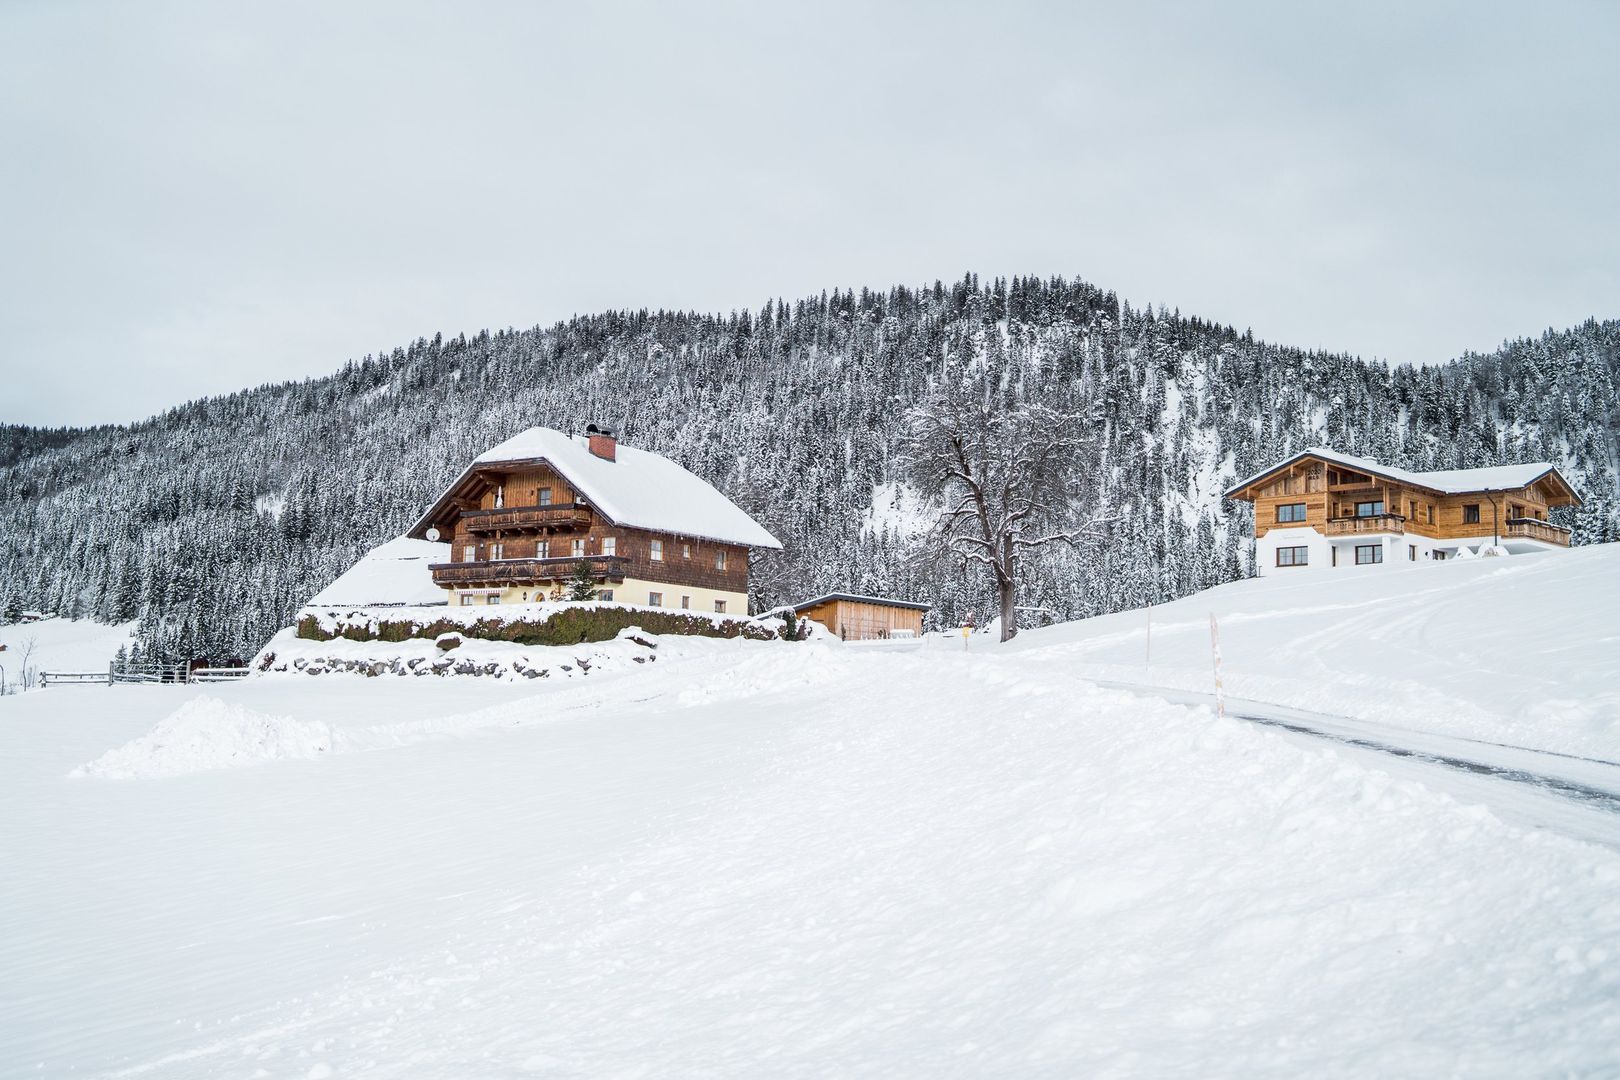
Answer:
[538,488,552,505]
[601,536,616,557]
[494,484,504,509]
[489,542,503,560]
[486,594,501,604]
[571,538,585,558]
[463,544,477,562]
[1355,544,1383,564]
[460,593,476,606]
[682,543,691,559]
[537,539,550,559]
[650,539,663,561]
[599,589,614,602]
[715,549,727,570]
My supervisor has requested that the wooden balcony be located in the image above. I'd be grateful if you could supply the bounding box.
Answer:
[1503,518,1571,546]
[461,503,592,534]
[1324,514,1406,536]
[430,555,629,588]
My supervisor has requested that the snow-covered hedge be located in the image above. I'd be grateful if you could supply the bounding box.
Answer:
[295,601,778,648]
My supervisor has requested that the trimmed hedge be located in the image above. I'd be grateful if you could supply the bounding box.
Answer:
[297,606,776,647]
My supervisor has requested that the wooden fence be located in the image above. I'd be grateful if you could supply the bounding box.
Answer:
[40,664,252,688]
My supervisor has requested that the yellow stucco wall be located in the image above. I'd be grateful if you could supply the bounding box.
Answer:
[444,578,749,616]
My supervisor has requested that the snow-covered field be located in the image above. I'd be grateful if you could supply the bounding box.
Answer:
[1012,543,1620,760]
[4,555,1620,1077]
[0,616,136,689]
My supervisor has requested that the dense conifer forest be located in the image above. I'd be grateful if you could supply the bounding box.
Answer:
[2,273,1616,661]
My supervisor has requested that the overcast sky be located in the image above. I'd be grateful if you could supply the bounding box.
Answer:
[3,1,1617,427]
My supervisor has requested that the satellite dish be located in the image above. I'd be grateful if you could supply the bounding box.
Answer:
[425,527,441,541]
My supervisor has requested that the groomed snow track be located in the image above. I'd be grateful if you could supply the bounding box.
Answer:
[1089,678,1620,852]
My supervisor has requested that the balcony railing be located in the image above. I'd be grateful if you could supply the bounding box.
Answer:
[1502,518,1571,546]
[1324,513,1406,536]
[461,503,592,533]
[430,555,629,587]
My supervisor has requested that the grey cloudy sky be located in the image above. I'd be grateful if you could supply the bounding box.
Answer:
[3,1,1617,426]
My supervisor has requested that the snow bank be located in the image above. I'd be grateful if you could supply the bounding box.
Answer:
[70,696,334,779]
[1013,541,1620,758]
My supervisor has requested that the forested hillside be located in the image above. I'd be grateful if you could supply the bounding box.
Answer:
[2,274,1616,661]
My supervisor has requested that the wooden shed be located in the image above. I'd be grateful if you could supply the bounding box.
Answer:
[794,593,929,641]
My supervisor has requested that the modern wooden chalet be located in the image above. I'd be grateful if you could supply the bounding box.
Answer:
[407,426,780,612]
[1224,448,1579,575]
[794,593,929,641]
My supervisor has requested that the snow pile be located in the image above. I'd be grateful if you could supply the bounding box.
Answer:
[306,535,450,607]
[70,696,334,779]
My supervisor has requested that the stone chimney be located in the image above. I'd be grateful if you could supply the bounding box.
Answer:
[585,424,617,462]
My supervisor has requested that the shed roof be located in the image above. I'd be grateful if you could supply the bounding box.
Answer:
[794,592,931,612]
[410,427,782,549]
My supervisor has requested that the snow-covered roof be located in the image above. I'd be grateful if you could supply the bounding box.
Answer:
[308,536,451,607]
[414,428,782,549]
[794,592,931,612]
[1223,447,1575,501]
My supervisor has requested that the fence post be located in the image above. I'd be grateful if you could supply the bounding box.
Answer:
[1145,603,1152,668]
[108,660,114,687]
[1208,612,1225,720]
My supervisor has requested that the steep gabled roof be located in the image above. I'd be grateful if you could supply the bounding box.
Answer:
[409,428,782,549]
[1223,447,1580,505]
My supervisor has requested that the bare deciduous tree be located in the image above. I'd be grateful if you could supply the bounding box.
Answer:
[903,387,1107,642]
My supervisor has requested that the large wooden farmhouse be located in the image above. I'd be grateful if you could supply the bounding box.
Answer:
[1224,448,1579,575]
[407,426,780,611]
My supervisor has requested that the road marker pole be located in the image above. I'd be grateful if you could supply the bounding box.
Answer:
[1209,612,1225,720]
[1145,603,1152,668]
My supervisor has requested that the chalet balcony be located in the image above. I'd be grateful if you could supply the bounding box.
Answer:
[1502,517,1571,546]
[1324,513,1406,536]
[430,555,629,588]
[460,503,592,534]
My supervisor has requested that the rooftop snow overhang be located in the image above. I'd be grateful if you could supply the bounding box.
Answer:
[1221,450,1582,507]
[407,450,784,549]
